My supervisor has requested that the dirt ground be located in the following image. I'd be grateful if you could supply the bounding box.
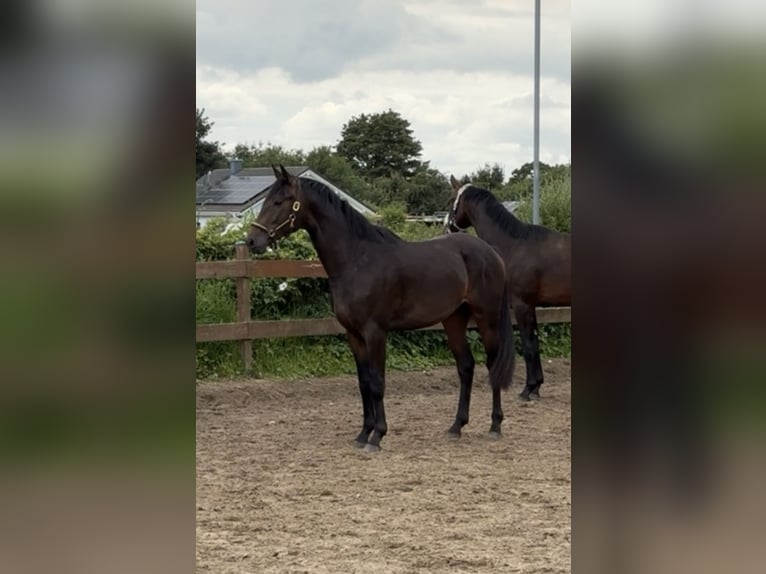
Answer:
[197,359,571,574]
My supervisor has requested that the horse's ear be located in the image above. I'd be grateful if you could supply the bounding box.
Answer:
[279,164,292,182]
[272,164,283,180]
[450,175,462,193]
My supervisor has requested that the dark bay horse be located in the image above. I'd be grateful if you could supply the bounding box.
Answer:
[245,165,516,451]
[445,176,571,401]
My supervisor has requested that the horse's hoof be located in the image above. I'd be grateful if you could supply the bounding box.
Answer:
[353,439,367,449]
[519,391,531,401]
[530,391,540,400]
[364,443,381,453]
[445,430,461,440]
[488,431,502,440]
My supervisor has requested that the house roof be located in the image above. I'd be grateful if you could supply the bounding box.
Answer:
[195,165,376,217]
[196,166,309,206]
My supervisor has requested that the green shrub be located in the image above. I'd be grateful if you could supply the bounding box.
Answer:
[515,173,571,233]
[378,202,408,231]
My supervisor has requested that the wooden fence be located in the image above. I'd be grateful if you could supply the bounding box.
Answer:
[196,242,571,372]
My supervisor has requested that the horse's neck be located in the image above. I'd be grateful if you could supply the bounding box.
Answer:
[470,200,528,243]
[303,199,356,278]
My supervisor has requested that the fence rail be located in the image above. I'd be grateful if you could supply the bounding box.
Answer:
[197,243,571,372]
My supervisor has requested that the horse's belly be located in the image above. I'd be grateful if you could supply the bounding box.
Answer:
[388,284,464,330]
[538,281,571,306]
[388,309,450,331]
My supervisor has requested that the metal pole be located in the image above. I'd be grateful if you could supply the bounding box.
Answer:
[532,0,541,224]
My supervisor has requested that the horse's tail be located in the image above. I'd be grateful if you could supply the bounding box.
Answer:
[489,285,515,391]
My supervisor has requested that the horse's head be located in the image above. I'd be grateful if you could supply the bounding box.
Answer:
[245,164,304,253]
[444,174,472,233]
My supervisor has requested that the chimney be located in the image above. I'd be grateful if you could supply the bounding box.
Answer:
[229,158,243,176]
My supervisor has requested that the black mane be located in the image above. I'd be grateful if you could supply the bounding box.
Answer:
[299,177,401,244]
[463,186,549,240]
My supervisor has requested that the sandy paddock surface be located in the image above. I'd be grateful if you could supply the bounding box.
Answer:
[197,359,571,573]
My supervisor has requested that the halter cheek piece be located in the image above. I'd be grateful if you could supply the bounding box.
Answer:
[446,184,471,232]
[251,201,301,238]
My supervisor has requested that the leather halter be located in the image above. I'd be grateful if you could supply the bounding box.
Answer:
[251,201,301,238]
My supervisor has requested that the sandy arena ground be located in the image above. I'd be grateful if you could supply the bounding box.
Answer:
[197,358,571,573]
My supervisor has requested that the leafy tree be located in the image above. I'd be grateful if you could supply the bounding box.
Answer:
[368,172,409,208]
[305,146,373,207]
[540,163,571,186]
[337,109,423,179]
[404,165,451,214]
[469,162,505,191]
[232,142,305,168]
[498,161,571,201]
[508,161,552,184]
[196,108,227,178]
[365,164,450,214]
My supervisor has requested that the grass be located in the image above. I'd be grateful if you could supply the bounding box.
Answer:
[196,325,571,380]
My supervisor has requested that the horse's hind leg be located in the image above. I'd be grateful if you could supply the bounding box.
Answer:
[470,310,505,437]
[443,304,475,438]
[347,330,375,447]
[514,301,544,400]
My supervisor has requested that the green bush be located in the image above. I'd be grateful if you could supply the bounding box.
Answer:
[378,201,408,231]
[515,172,571,233]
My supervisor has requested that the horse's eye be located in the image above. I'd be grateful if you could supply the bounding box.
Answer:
[273,199,284,207]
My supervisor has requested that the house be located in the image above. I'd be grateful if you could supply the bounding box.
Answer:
[196,160,376,228]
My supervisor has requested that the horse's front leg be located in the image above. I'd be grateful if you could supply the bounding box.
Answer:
[363,328,388,452]
[347,330,374,447]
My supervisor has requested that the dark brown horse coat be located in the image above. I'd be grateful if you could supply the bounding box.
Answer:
[447,177,571,399]
[245,165,516,450]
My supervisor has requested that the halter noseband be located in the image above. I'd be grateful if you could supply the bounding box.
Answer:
[251,200,301,238]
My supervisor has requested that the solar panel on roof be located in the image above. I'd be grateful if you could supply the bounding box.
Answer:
[195,175,277,205]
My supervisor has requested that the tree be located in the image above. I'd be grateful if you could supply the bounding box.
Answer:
[366,164,450,214]
[337,109,423,180]
[196,108,227,178]
[305,146,373,207]
[404,165,451,214]
[501,161,570,200]
[232,142,305,168]
[368,172,409,209]
[508,161,551,184]
[469,162,505,191]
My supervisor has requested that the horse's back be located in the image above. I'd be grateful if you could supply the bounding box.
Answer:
[423,233,507,297]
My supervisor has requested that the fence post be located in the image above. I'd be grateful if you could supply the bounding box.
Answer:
[234,241,252,374]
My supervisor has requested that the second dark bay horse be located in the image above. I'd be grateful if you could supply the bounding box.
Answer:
[446,176,571,401]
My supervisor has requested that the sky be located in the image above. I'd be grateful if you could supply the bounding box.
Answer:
[196,0,570,178]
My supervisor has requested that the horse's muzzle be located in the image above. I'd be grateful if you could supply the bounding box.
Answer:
[246,233,269,254]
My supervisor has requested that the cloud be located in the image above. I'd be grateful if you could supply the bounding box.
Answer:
[197,0,571,177]
[197,0,570,82]
[197,0,432,83]
[366,0,571,81]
